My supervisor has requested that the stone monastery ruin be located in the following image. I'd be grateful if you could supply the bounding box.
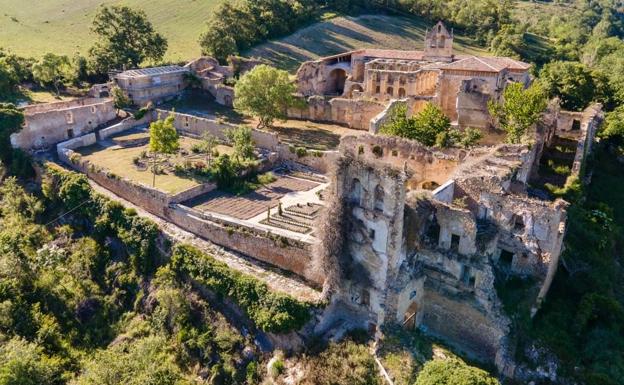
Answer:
[11,21,604,378]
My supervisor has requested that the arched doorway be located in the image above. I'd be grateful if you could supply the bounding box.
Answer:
[327,68,347,95]
[349,84,364,98]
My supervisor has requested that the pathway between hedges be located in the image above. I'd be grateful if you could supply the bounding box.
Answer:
[87,180,324,304]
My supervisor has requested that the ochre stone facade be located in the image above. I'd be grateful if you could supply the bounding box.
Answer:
[292,21,531,130]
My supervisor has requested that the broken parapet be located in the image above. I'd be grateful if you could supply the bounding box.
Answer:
[369,99,408,134]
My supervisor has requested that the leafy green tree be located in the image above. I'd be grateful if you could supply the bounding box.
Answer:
[0,59,18,98]
[110,86,131,112]
[600,105,624,141]
[415,358,499,385]
[380,103,481,148]
[88,5,167,75]
[71,336,183,385]
[488,82,547,144]
[234,65,297,129]
[200,132,219,167]
[149,114,179,187]
[0,337,63,385]
[31,53,73,96]
[225,126,255,161]
[0,103,23,164]
[538,61,608,111]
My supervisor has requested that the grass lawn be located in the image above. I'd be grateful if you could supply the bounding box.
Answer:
[0,0,226,61]
[246,14,489,72]
[78,134,232,194]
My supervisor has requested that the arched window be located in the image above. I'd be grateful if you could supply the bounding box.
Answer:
[374,184,384,211]
[386,87,394,97]
[350,179,363,205]
[398,88,406,98]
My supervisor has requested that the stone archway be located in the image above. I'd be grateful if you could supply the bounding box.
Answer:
[327,68,347,96]
[348,84,364,98]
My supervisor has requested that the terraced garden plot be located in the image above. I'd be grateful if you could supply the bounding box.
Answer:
[187,175,319,220]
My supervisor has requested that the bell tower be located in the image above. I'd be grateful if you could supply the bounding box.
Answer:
[424,21,454,62]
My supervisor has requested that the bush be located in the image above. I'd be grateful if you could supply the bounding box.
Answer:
[170,244,312,333]
[415,358,499,385]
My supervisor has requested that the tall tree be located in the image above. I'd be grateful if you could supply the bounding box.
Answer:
[88,5,167,75]
[31,53,73,96]
[538,61,608,111]
[200,132,219,167]
[225,126,255,162]
[488,82,547,144]
[148,114,179,187]
[0,103,24,164]
[0,58,18,98]
[234,65,297,129]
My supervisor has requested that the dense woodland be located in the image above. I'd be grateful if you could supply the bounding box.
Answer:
[1,0,624,384]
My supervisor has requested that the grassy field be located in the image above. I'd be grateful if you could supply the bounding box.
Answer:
[0,0,225,61]
[246,14,489,72]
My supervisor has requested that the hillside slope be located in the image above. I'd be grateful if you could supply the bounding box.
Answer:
[0,0,224,61]
[246,14,489,72]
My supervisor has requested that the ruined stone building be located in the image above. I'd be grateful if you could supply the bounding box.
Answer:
[292,21,531,129]
[114,65,191,106]
[316,102,602,375]
[11,98,116,151]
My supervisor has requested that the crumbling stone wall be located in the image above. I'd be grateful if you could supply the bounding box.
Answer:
[11,98,116,150]
[287,96,385,130]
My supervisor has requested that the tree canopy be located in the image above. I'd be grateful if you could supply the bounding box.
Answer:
[380,103,481,148]
[88,5,167,75]
[415,358,499,385]
[488,82,548,144]
[31,53,73,96]
[234,64,297,129]
[538,61,609,111]
[149,114,179,187]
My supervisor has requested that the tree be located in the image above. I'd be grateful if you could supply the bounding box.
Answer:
[538,61,608,111]
[0,103,24,164]
[600,105,624,141]
[488,82,547,144]
[88,6,167,75]
[379,103,481,148]
[0,337,63,385]
[111,86,131,112]
[148,114,179,187]
[200,132,219,167]
[31,53,73,96]
[225,126,255,161]
[415,358,499,385]
[71,336,183,385]
[0,58,18,98]
[234,65,297,129]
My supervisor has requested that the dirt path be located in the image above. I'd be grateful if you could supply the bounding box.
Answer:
[88,180,324,304]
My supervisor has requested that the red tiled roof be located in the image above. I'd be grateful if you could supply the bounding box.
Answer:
[441,56,530,72]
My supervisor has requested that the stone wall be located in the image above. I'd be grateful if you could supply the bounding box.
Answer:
[287,96,385,130]
[277,144,338,173]
[12,98,116,150]
[421,289,505,361]
[99,114,152,140]
[168,205,322,286]
[154,110,279,150]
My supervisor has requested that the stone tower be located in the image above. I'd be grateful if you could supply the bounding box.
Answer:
[424,21,454,62]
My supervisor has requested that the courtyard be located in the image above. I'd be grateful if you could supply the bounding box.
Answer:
[77,128,233,194]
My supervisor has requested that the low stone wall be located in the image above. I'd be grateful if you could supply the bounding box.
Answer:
[57,133,97,160]
[277,144,337,173]
[168,205,322,287]
[169,183,217,204]
[99,115,151,140]
[154,109,279,151]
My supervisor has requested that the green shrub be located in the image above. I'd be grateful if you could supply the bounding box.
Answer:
[415,358,499,385]
[295,147,307,158]
[170,244,312,333]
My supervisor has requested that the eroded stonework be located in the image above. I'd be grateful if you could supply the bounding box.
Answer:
[315,102,603,376]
